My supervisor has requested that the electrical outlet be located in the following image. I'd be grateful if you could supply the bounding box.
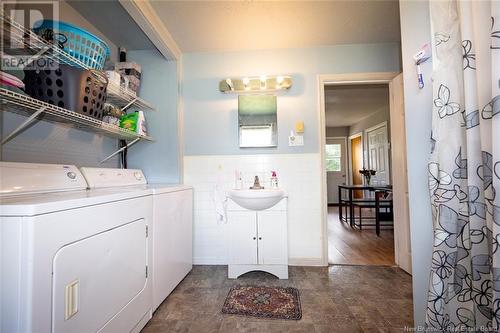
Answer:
[289,135,304,146]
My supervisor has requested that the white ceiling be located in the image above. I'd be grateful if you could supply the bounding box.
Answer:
[325,84,389,127]
[150,1,401,53]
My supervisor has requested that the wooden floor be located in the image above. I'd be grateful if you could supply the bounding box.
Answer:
[328,207,395,265]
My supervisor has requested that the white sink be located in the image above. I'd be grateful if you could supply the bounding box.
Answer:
[228,189,286,210]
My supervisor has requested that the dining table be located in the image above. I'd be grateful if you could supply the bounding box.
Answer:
[338,184,392,227]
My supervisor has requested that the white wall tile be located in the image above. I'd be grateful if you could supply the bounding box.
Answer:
[184,153,323,264]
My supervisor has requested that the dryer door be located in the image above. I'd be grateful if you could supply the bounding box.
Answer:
[52,219,147,333]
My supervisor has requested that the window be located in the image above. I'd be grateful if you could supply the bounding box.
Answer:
[325,144,341,172]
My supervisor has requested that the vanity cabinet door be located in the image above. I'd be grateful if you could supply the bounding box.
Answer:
[228,211,258,265]
[257,211,287,265]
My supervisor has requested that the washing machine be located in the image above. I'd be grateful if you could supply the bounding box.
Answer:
[0,162,153,333]
[80,167,193,311]
[146,183,193,310]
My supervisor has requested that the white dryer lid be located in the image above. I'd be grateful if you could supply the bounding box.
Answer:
[0,162,87,196]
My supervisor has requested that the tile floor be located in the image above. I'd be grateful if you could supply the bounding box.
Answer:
[142,265,413,333]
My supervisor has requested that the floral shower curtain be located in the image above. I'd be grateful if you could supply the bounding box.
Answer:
[426,0,500,331]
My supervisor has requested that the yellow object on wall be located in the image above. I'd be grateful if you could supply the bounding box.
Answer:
[295,121,304,134]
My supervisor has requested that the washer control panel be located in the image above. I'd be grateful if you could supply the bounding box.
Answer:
[66,171,77,180]
[79,167,147,189]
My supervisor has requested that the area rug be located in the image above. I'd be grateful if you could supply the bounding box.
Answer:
[221,285,302,320]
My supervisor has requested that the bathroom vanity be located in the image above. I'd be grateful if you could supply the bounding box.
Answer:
[226,190,288,279]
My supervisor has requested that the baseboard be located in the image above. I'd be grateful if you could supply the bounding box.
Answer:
[328,203,339,207]
[193,257,227,265]
[193,257,326,266]
[288,257,325,266]
[396,251,413,275]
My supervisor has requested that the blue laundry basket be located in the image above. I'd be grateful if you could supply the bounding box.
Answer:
[33,20,110,70]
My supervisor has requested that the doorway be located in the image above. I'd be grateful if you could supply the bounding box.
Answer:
[349,134,363,199]
[326,137,347,205]
[318,72,412,273]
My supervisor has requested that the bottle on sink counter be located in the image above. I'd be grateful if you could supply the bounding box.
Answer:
[234,170,243,190]
[270,171,279,189]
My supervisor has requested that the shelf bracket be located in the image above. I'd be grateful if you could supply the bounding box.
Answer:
[100,138,141,164]
[24,46,51,69]
[121,97,138,112]
[1,106,46,145]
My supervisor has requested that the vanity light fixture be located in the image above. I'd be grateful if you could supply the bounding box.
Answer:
[219,75,292,93]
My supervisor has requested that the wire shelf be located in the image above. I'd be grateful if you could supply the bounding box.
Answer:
[106,83,156,111]
[0,88,154,142]
[1,9,93,68]
[1,11,156,112]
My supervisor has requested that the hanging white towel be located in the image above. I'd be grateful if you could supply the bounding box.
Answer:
[212,166,227,224]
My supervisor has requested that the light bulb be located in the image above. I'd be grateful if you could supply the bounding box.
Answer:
[225,78,234,91]
[260,75,267,89]
[275,75,284,89]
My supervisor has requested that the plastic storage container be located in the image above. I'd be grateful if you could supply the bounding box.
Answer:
[115,62,141,94]
[33,20,110,70]
[23,64,108,120]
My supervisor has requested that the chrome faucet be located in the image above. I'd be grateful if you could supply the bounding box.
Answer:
[250,175,264,189]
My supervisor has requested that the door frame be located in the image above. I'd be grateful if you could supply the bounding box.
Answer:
[317,72,404,267]
[347,132,363,186]
[365,121,390,184]
[365,121,387,134]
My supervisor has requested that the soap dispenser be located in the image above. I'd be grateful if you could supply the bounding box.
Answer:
[270,171,279,189]
[235,170,243,190]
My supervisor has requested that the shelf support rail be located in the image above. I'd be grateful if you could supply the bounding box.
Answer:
[1,106,46,145]
[100,138,141,163]
[24,46,51,69]
[121,97,138,112]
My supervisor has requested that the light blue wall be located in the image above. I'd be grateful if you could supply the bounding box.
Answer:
[1,7,180,180]
[1,112,119,167]
[126,50,180,183]
[1,1,119,167]
[400,0,434,327]
[183,43,401,155]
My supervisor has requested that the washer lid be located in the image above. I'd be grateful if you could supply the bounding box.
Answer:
[80,167,147,189]
[0,162,87,196]
[145,183,192,194]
